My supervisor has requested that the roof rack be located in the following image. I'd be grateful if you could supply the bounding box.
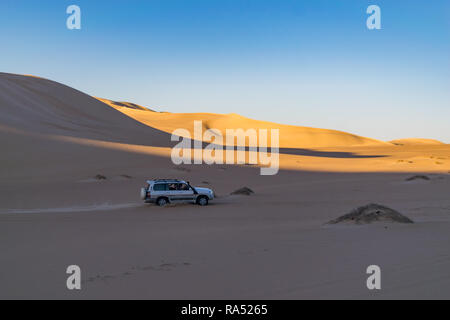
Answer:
[150,179,183,182]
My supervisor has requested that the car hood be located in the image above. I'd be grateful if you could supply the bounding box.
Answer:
[194,187,213,194]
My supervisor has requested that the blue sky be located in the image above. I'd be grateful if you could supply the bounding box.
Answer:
[1,0,449,142]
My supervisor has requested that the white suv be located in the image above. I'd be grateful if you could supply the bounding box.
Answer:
[140,179,215,206]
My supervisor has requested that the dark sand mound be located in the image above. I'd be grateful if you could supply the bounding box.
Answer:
[231,187,254,196]
[406,175,430,181]
[328,203,414,225]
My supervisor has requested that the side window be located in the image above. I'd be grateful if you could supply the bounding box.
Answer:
[168,183,177,191]
[178,183,190,191]
[153,183,168,191]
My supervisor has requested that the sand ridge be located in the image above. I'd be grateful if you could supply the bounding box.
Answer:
[98,98,389,149]
[390,138,445,146]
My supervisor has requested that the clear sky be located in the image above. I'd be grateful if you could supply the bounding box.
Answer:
[1,0,449,142]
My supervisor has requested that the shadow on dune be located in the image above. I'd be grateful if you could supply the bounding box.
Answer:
[190,143,386,159]
[277,148,385,158]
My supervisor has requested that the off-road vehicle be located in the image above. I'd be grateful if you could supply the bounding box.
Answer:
[140,179,214,206]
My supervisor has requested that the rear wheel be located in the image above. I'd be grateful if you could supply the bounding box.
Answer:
[156,197,169,207]
[197,196,209,206]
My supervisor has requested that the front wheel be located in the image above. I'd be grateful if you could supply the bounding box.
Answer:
[197,196,209,206]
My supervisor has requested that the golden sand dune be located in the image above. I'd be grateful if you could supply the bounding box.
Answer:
[390,138,445,146]
[95,96,449,173]
[97,99,387,149]
[0,73,448,179]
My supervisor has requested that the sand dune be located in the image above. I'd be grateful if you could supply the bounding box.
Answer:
[98,98,387,149]
[0,73,175,183]
[0,73,170,147]
[95,96,450,174]
[0,73,448,179]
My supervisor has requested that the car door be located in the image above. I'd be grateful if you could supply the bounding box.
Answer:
[166,183,180,201]
[175,183,195,202]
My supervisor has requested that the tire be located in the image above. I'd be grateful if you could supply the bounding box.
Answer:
[197,196,209,206]
[156,197,169,207]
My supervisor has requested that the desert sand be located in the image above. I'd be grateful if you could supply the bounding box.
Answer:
[1,73,450,299]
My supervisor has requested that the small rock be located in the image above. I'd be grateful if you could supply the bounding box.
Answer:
[405,175,430,181]
[231,187,254,196]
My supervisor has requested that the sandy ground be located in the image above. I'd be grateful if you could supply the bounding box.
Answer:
[1,73,450,299]
[2,170,450,299]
